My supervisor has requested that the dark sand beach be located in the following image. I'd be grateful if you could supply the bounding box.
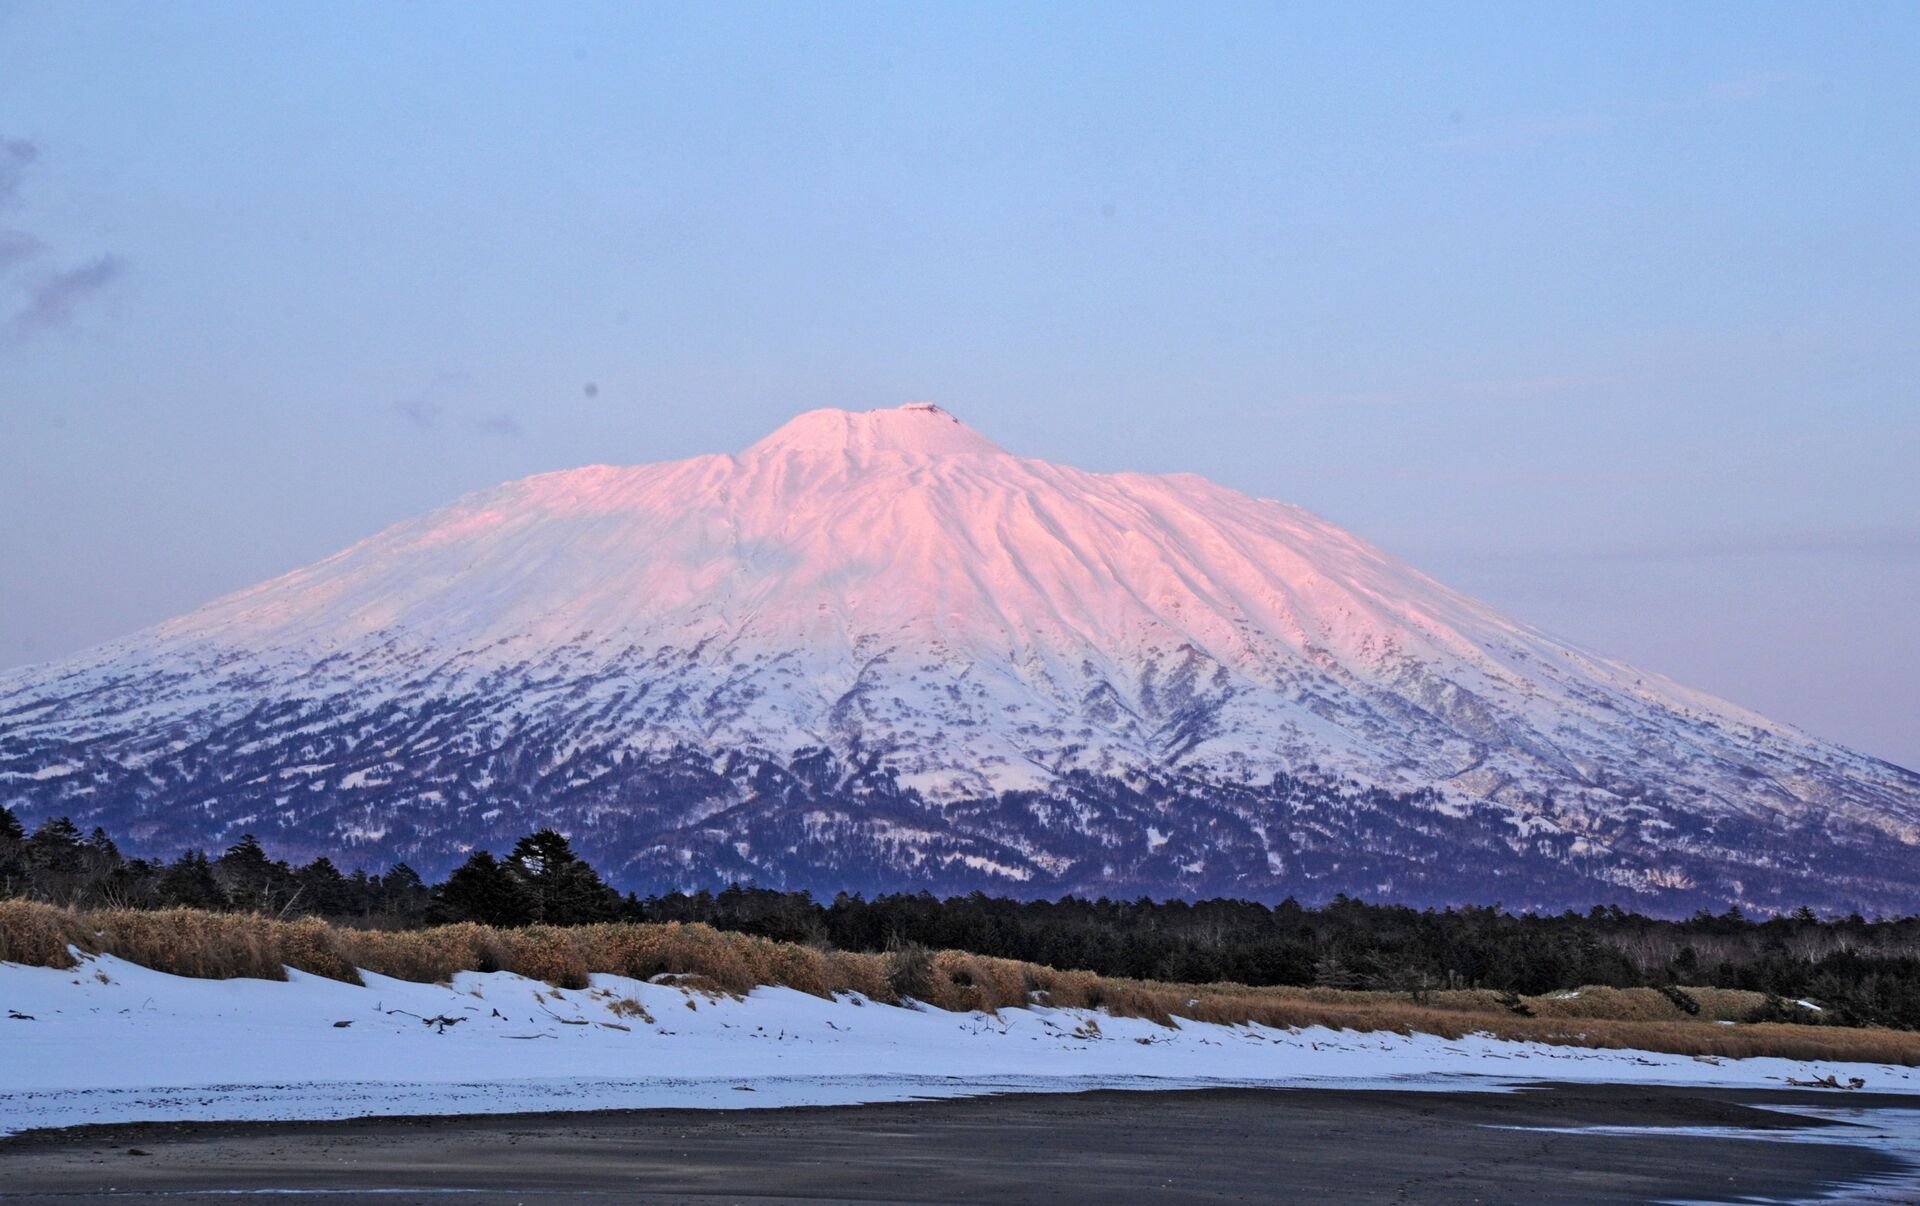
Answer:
[1,1083,1915,1204]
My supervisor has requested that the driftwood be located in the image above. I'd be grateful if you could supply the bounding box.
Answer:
[383,1007,468,1033]
[1785,1073,1866,1090]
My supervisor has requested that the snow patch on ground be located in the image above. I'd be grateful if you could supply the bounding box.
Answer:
[2,953,1915,1137]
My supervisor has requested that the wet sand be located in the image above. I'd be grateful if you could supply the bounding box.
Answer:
[0,1083,1912,1204]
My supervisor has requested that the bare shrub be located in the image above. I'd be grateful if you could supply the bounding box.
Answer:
[885,938,935,1003]
[1656,984,1702,1016]
[934,951,1028,1013]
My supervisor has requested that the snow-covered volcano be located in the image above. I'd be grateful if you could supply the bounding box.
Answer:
[3,405,1917,912]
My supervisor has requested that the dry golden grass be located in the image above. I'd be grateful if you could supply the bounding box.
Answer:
[1208,983,1771,1025]
[604,995,655,1023]
[0,900,88,968]
[2,900,1913,1065]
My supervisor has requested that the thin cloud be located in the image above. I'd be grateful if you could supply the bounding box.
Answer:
[0,228,41,275]
[387,370,472,430]
[469,412,524,438]
[386,373,519,438]
[390,395,444,429]
[0,137,125,342]
[0,137,37,207]
[7,254,124,335]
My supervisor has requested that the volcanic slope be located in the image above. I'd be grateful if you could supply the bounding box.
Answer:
[3,404,1916,911]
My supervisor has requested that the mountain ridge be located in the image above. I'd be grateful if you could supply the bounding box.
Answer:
[3,404,1916,913]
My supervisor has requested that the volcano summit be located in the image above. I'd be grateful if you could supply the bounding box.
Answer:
[3,405,1916,912]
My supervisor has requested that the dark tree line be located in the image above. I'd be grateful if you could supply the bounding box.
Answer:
[6,807,1920,1027]
[642,884,1920,1029]
[0,808,618,928]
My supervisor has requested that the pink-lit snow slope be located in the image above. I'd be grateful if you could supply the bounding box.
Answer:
[6,404,1915,833]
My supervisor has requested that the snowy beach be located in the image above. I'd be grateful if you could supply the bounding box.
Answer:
[5,951,1916,1137]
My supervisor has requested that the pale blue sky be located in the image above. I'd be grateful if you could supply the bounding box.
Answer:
[1,2,1915,766]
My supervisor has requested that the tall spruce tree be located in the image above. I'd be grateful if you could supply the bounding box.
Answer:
[506,829,621,925]
[215,834,295,913]
[0,807,25,895]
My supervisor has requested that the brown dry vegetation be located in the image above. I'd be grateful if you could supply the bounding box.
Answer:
[3,899,1914,1066]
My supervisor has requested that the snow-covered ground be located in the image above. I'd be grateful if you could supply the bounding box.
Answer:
[3,952,1917,1137]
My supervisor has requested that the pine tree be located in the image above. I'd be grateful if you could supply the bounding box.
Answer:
[215,833,294,912]
[24,816,88,902]
[432,850,534,927]
[25,816,85,874]
[297,857,350,916]
[506,829,621,925]
[158,850,224,910]
[0,807,25,895]
[378,863,431,923]
[83,827,123,878]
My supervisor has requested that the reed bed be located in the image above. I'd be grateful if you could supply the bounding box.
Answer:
[3,899,1913,1066]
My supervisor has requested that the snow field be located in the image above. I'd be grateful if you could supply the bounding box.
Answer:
[3,951,1916,1136]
